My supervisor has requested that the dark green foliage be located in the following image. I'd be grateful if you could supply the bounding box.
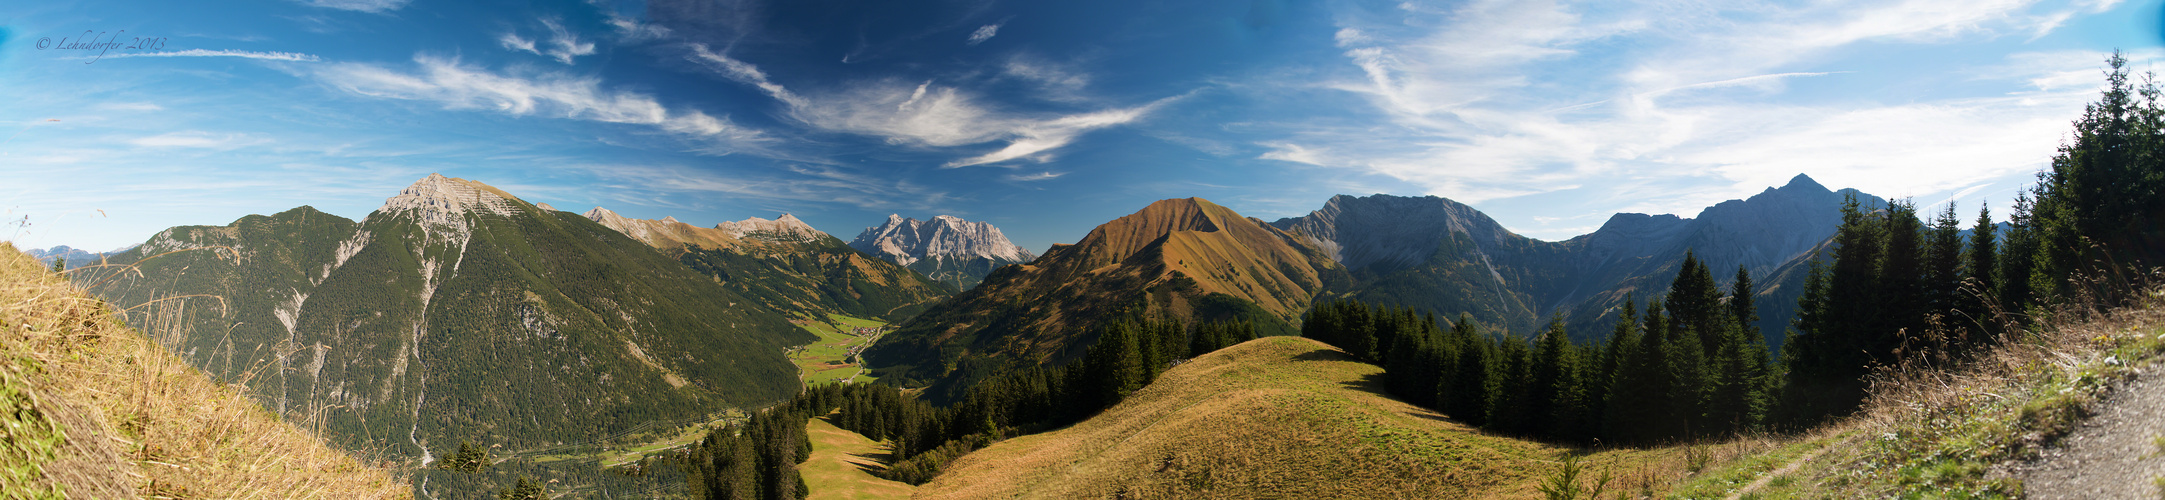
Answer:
[48,256,62,273]
[497,476,547,500]
[439,440,491,473]
[1774,50,2165,430]
[1306,251,1773,444]
[686,404,810,500]
[1966,204,1997,327]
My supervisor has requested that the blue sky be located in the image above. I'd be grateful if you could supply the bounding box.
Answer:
[2,0,2160,254]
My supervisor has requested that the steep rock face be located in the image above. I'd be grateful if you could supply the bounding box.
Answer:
[582,208,953,322]
[849,215,1035,289]
[866,198,1345,402]
[80,174,812,467]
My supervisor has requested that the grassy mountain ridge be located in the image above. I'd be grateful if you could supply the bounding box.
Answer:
[75,175,812,471]
[582,208,953,323]
[917,336,1694,499]
[866,198,1345,401]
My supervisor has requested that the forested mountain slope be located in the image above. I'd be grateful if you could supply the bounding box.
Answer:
[76,174,812,464]
[1277,174,1882,347]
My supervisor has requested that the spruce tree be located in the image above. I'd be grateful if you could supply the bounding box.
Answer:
[1966,204,1998,329]
[1730,266,1759,344]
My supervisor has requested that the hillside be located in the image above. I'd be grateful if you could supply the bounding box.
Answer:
[848,215,1036,290]
[1277,174,1883,346]
[583,207,952,322]
[917,336,1692,499]
[865,198,1346,401]
[2,243,407,498]
[73,174,813,474]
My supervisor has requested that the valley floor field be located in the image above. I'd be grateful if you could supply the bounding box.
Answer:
[793,314,888,385]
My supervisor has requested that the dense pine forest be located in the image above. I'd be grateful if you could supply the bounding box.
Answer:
[678,52,2165,499]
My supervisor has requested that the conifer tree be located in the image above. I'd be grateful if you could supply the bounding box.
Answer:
[1925,203,1965,316]
[1730,266,1759,343]
[1443,315,1495,426]
[1966,204,1998,328]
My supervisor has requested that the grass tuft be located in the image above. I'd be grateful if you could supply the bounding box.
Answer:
[1,242,407,497]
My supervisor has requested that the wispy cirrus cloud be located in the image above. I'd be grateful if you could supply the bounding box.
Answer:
[500,19,597,64]
[687,44,1173,168]
[295,0,410,13]
[1255,0,2131,234]
[95,49,321,62]
[312,55,765,151]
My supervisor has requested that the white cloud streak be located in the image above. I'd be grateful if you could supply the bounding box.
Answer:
[687,44,1173,167]
[313,55,764,150]
[297,0,410,13]
[94,49,321,62]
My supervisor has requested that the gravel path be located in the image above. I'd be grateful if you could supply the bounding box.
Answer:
[2001,365,2165,499]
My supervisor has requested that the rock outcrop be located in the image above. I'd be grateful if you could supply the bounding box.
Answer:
[849,215,1035,289]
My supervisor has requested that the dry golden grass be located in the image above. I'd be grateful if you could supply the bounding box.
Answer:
[917,336,1730,499]
[1678,278,2165,498]
[801,416,913,500]
[1,243,408,498]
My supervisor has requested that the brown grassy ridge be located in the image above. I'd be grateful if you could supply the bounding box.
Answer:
[0,242,407,498]
[916,335,1743,499]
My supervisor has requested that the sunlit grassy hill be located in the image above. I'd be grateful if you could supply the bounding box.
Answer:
[917,335,1707,499]
[1,243,407,498]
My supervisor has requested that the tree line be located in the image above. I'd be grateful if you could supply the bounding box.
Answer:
[1305,250,1773,444]
[686,316,1258,497]
[1779,51,2165,427]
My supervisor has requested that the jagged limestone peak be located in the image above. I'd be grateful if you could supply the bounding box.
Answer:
[849,214,1033,266]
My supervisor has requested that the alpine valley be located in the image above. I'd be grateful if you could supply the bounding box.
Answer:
[54,172,1939,497]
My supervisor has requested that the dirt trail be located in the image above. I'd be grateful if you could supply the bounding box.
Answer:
[1999,364,2165,498]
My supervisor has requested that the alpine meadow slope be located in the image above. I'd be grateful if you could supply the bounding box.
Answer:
[916,336,1697,499]
[75,174,814,467]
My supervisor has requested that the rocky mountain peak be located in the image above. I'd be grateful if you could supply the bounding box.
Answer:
[377,173,524,224]
[583,207,654,243]
[849,214,1033,267]
[1271,193,1518,272]
[716,214,827,242]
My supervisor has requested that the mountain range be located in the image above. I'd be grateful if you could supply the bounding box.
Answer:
[1277,174,1883,344]
[849,214,1037,290]
[582,207,953,322]
[76,174,813,464]
[867,174,1884,398]
[866,198,1346,401]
